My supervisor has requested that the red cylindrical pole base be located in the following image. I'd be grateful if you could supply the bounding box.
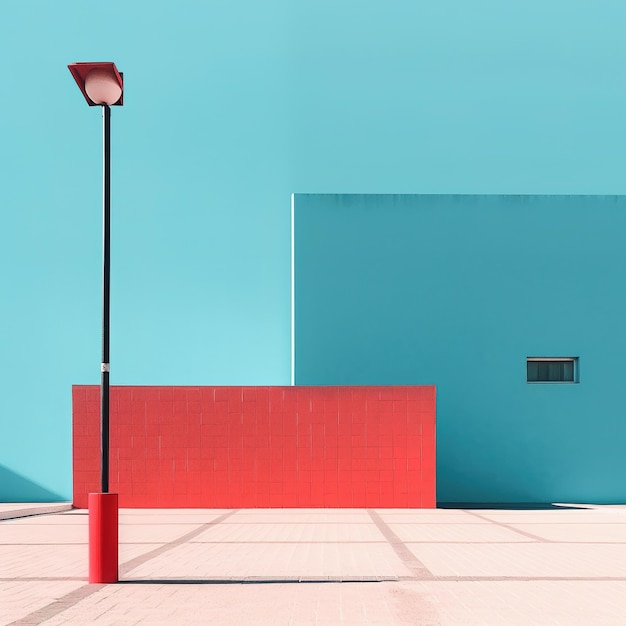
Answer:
[88,492,118,583]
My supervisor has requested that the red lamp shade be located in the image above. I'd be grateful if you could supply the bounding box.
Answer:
[68,62,124,106]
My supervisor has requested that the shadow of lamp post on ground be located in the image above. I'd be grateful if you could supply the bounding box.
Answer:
[68,62,124,584]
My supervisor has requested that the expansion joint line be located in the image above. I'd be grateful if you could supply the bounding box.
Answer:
[120,509,241,577]
[462,509,549,542]
[366,509,435,580]
[8,510,240,626]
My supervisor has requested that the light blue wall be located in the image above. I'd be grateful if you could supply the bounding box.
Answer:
[293,194,626,504]
[2,1,626,501]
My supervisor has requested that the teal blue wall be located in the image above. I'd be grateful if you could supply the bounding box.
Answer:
[2,1,626,501]
[293,194,626,504]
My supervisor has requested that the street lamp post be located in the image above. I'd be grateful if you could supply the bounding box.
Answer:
[68,62,123,584]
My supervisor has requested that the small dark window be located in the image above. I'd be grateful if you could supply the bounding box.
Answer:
[527,358,578,383]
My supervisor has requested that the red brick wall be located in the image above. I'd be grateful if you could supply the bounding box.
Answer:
[72,386,436,508]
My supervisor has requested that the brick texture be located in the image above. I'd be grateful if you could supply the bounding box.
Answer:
[72,386,436,508]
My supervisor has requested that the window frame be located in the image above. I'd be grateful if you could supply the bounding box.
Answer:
[526,357,579,384]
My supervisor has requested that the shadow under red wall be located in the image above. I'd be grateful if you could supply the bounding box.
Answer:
[72,385,436,508]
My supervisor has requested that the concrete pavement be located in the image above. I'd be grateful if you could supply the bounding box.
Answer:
[2,503,626,624]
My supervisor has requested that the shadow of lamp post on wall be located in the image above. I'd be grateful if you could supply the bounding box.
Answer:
[68,62,123,584]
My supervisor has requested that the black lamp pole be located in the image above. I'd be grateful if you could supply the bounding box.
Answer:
[68,61,123,584]
[101,104,111,494]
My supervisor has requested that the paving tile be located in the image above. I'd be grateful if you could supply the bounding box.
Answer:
[3,504,626,624]
[408,542,626,578]
[116,513,223,525]
[472,510,626,524]
[123,541,412,580]
[0,545,87,578]
[35,582,440,626]
[231,510,373,524]
[413,580,626,625]
[119,523,206,543]
[510,523,626,543]
[0,523,87,544]
[389,522,534,543]
[191,522,386,542]
[0,580,84,626]
[378,513,489,525]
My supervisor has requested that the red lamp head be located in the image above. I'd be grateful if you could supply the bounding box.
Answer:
[68,62,123,106]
